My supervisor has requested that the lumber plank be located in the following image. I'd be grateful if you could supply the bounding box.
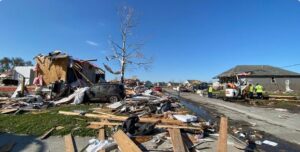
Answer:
[98,128,106,152]
[87,124,102,129]
[64,134,76,152]
[1,109,18,114]
[113,130,142,152]
[217,117,228,152]
[89,122,202,130]
[39,127,55,140]
[85,113,184,125]
[168,128,188,152]
[93,111,115,117]
[59,111,81,116]
[98,128,105,141]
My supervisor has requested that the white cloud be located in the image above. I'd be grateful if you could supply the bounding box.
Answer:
[86,40,99,46]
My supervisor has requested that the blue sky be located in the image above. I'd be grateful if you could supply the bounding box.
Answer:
[0,0,300,82]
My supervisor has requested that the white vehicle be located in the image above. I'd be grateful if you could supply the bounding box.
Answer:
[223,75,249,101]
[225,88,239,98]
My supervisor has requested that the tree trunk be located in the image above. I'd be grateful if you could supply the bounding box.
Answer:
[120,58,125,84]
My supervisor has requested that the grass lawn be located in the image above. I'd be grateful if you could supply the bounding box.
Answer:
[0,104,101,137]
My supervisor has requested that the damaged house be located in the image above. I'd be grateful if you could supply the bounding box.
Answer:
[35,51,105,86]
[216,65,300,92]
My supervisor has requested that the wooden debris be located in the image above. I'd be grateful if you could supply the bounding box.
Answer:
[98,128,106,152]
[64,134,76,152]
[87,124,102,129]
[56,126,64,130]
[39,127,55,140]
[59,111,185,125]
[93,111,116,117]
[85,113,185,125]
[0,142,15,152]
[113,130,142,152]
[98,128,105,141]
[217,117,228,152]
[59,111,81,116]
[1,108,18,114]
[0,97,9,101]
[168,128,188,152]
[106,102,123,109]
[89,122,202,130]
[131,136,153,144]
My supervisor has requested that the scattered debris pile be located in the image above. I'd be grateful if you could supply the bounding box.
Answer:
[0,50,107,113]
[58,90,221,152]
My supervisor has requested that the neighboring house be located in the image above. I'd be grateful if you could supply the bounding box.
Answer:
[35,51,105,86]
[215,65,300,92]
[12,66,35,85]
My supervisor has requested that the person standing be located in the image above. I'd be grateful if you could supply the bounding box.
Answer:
[208,85,213,98]
[248,84,254,99]
[255,83,263,99]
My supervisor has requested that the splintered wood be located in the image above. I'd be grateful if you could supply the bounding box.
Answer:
[217,117,228,152]
[168,128,188,152]
[64,134,76,152]
[113,130,142,152]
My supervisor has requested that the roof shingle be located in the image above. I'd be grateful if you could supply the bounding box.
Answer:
[217,65,300,78]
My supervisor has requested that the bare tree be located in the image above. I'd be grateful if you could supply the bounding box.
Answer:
[104,5,153,84]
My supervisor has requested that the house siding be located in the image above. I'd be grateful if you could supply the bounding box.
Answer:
[243,77,300,92]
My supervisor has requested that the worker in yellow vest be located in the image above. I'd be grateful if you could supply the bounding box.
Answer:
[255,83,263,99]
[248,84,254,99]
[208,85,213,98]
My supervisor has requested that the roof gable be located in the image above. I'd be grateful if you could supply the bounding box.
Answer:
[217,65,300,78]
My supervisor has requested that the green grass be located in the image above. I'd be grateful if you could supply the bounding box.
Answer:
[0,104,100,137]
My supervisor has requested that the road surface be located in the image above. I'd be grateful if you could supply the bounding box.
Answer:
[166,89,300,147]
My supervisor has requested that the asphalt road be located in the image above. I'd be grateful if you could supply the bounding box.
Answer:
[165,89,300,147]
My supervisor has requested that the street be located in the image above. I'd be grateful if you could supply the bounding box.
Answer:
[166,89,300,151]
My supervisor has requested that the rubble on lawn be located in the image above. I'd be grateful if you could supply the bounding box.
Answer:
[0,51,255,151]
[58,89,221,152]
[0,50,106,113]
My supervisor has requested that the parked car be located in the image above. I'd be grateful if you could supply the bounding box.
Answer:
[87,83,125,102]
[152,86,162,92]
